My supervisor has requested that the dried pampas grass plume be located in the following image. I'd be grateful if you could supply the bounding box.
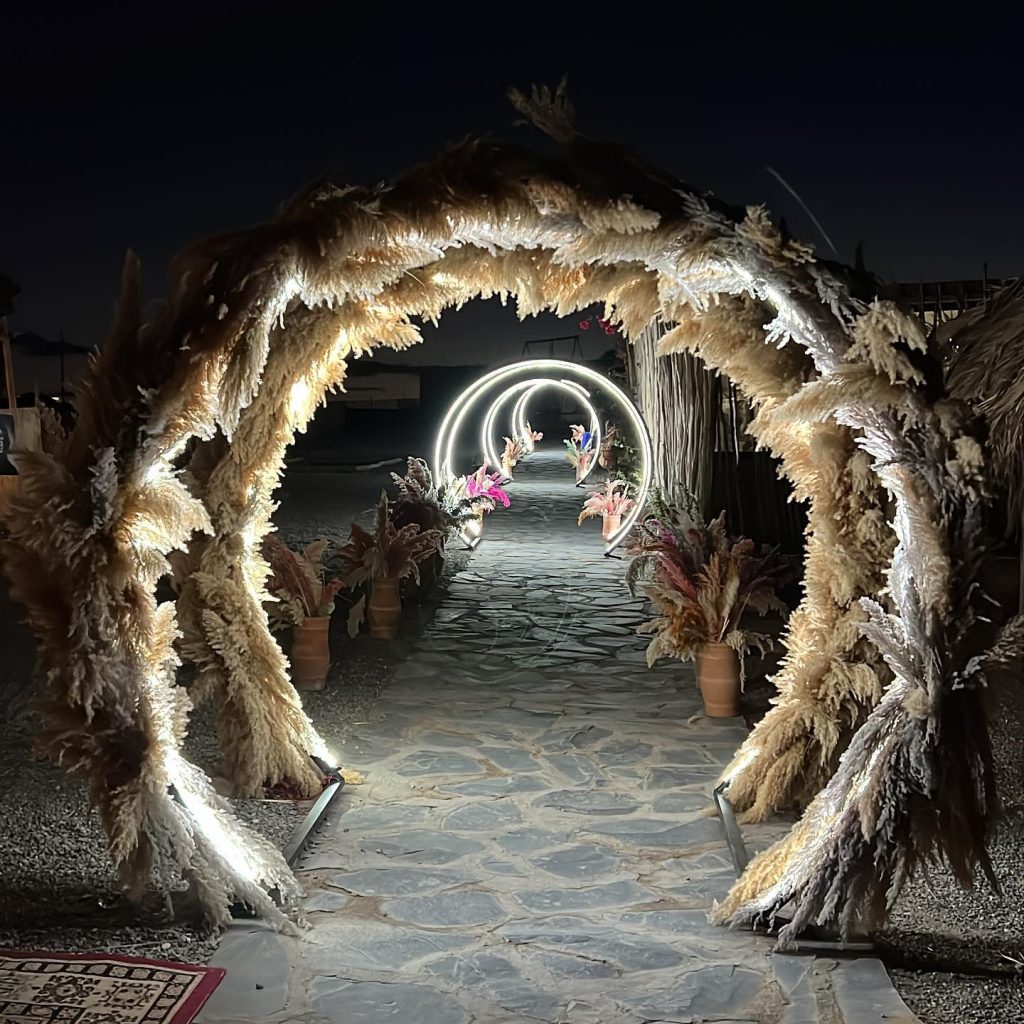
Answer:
[0,86,1003,940]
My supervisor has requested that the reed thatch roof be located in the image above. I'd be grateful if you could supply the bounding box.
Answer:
[947,279,1024,519]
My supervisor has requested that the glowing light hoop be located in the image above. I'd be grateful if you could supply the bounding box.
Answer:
[511,387,539,452]
[510,381,600,471]
[433,358,652,552]
[481,378,599,483]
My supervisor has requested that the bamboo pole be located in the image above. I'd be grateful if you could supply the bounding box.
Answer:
[1,317,16,413]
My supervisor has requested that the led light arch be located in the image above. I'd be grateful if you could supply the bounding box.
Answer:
[511,386,540,453]
[481,377,600,483]
[433,358,653,552]
[510,380,599,466]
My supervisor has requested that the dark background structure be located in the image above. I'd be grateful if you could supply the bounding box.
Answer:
[2,7,1022,358]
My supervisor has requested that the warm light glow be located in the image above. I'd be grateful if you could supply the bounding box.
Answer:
[433,359,652,552]
[288,378,312,418]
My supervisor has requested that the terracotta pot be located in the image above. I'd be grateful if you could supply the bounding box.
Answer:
[696,642,741,717]
[368,577,402,639]
[602,512,621,539]
[291,615,331,690]
[598,446,616,470]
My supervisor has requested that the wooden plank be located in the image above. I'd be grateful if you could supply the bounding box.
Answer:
[1,319,16,412]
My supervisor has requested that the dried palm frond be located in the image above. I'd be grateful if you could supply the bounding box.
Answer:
[263,535,342,621]
[337,491,442,588]
[627,491,787,675]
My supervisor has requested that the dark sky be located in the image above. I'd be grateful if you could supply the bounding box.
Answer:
[3,6,1022,363]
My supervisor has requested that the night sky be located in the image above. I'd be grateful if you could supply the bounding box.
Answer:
[3,7,1022,364]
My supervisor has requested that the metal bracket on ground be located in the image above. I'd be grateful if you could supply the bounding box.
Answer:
[712,780,873,953]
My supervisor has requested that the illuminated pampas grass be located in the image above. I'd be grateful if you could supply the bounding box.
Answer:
[1,86,1005,938]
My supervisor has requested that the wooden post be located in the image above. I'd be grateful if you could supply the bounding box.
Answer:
[1019,504,1024,615]
[1,316,17,412]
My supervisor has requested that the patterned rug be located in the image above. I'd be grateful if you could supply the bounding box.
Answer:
[0,950,225,1023]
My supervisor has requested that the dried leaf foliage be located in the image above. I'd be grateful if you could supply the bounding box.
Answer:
[337,491,442,588]
[0,85,1006,937]
[626,490,786,676]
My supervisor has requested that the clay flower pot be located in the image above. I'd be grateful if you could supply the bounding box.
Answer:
[598,445,616,470]
[602,512,621,539]
[291,615,331,690]
[696,642,741,717]
[368,577,402,639]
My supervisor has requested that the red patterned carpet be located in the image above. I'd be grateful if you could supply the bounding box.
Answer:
[0,950,224,1024]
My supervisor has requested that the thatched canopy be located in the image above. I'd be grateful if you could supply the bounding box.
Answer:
[947,279,1024,520]
[0,84,1014,943]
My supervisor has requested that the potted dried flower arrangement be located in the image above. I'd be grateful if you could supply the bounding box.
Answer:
[501,436,525,478]
[579,479,636,539]
[599,421,619,470]
[390,457,476,598]
[564,424,595,484]
[390,457,448,598]
[263,536,343,690]
[626,489,786,717]
[459,464,510,541]
[338,491,442,640]
[522,421,543,453]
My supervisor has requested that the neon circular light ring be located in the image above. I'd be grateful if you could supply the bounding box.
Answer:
[433,358,652,552]
[482,378,600,483]
[509,380,600,476]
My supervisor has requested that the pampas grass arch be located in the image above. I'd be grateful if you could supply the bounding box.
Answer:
[2,84,1012,938]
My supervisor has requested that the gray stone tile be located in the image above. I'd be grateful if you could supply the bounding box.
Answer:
[442,799,524,831]
[644,764,719,789]
[499,916,684,971]
[617,964,770,1021]
[650,791,711,814]
[529,948,619,979]
[830,958,919,1024]
[446,775,548,796]
[426,951,563,1020]
[329,867,468,896]
[415,729,478,747]
[495,827,569,853]
[514,879,656,913]
[310,978,470,1023]
[201,925,289,1020]
[543,753,607,784]
[585,816,725,849]
[534,789,640,815]
[331,803,436,832]
[595,739,655,765]
[201,453,908,1024]
[303,890,350,913]
[300,921,477,973]
[353,829,484,865]
[529,844,623,880]
[381,890,507,927]
[395,750,484,776]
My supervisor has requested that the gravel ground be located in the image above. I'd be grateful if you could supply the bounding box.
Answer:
[880,675,1024,1022]
[737,610,1024,1022]
[0,464,466,965]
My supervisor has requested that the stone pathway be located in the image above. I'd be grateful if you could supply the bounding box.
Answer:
[198,450,919,1023]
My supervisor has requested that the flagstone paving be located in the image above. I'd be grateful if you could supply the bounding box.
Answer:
[198,450,918,1023]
